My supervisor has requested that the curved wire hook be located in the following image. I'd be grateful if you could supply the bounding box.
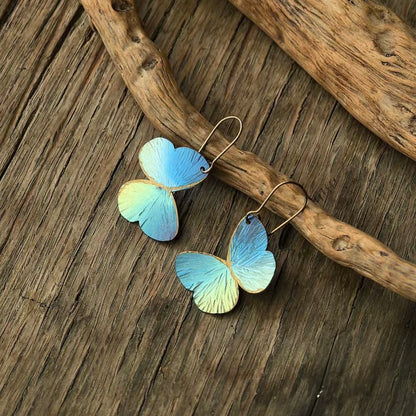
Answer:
[198,116,243,173]
[245,180,308,235]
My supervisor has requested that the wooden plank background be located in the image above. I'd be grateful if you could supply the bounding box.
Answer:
[1,0,415,414]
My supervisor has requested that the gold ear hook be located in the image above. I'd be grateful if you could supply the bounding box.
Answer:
[245,180,308,234]
[198,116,243,174]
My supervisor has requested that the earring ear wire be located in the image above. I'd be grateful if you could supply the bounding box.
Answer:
[198,116,243,173]
[246,180,308,234]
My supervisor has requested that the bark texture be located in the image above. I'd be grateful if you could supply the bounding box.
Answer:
[230,0,416,160]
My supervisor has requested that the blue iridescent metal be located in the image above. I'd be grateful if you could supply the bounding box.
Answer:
[139,138,209,190]
[118,138,209,241]
[228,215,276,293]
[175,253,239,314]
[118,180,178,242]
[175,215,276,314]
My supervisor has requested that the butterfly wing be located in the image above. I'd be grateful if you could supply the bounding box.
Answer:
[228,216,276,293]
[118,180,178,241]
[139,137,209,191]
[175,252,239,314]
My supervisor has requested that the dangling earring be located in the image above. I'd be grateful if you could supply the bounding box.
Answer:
[175,181,308,314]
[118,116,243,241]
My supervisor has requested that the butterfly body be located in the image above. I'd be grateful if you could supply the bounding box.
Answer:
[176,215,276,314]
[118,138,209,241]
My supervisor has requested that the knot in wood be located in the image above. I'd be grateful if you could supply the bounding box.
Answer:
[111,0,133,13]
[374,30,396,56]
[130,34,141,43]
[141,57,158,72]
[332,235,353,252]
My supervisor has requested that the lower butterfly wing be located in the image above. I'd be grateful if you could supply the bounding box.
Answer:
[228,216,276,293]
[175,252,239,314]
[118,180,178,241]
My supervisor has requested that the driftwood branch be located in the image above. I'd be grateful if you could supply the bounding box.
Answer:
[80,0,416,301]
[229,0,416,160]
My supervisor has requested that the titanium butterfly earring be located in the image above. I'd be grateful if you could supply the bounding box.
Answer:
[175,181,308,314]
[118,116,243,241]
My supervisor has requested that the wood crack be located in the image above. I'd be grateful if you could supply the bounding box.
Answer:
[57,345,91,413]
[136,329,176,414]
[166,0,200,61]
[308,330,339,416]
[255,62,297,155]
[0,0,18,30]
[0,4,85,183]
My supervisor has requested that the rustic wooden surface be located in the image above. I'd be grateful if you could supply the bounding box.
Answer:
[81,0,416,301]
[0,0,415,415]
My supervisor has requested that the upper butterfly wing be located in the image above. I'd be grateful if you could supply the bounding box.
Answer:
[118,180,178,241]
[228,216,276,293]
[175,252,239,314]
[139,138,209,191]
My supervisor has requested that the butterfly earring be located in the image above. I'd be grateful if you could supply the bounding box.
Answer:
[118,116,243,241]
[175,181,308,314]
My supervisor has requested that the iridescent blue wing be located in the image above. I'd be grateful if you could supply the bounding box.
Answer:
[228,215,276,293]
[139,138,209,191]
[118,180,178,241]
[175,252,239,314]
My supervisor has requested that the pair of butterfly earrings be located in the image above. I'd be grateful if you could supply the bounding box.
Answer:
[118,116,308,314]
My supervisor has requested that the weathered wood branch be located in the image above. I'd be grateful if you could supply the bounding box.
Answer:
[229,0,416,160]
[80,0,416,301]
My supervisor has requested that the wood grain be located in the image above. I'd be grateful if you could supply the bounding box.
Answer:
[80,0,416,301]
[0,0,415,414]
[229,0,416,160]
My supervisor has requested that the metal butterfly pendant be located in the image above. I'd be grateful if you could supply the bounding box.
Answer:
[175,215,276,314]
[118,137,209,241]
[175,180,308,314]
[118,116,243,242]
